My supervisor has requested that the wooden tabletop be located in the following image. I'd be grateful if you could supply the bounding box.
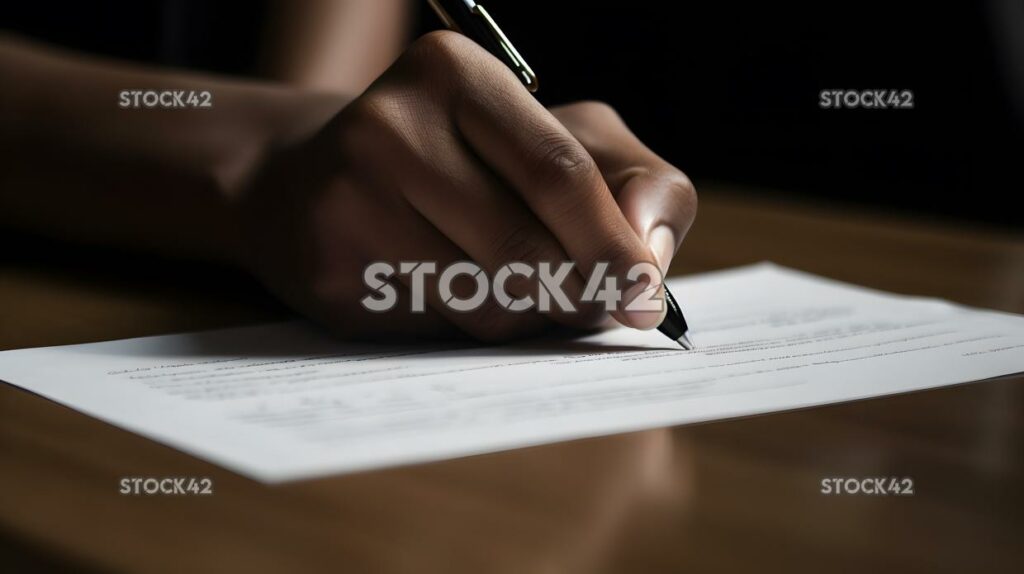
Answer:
[2,185,1023,573]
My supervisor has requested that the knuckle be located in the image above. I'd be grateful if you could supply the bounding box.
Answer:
[406,30,473,70]
[535,134,593,173]
[668,171,697,200]
[530,133,598,189]
[663,170,698,213]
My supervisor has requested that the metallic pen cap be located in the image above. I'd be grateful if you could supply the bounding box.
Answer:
[676,333,695,350]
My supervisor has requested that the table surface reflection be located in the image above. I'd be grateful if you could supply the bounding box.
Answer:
[2,185,1023,573]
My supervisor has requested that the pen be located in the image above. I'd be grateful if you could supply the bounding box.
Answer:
[427,0,538,91]
[427,0,696,350]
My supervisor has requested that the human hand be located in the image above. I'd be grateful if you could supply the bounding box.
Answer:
[236,31,697,341]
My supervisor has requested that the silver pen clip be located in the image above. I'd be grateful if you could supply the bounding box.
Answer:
[470,3,538,92]
[427,0,539,92]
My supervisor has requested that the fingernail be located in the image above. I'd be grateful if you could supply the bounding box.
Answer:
[648,225,676,275]
[620,280,667,330]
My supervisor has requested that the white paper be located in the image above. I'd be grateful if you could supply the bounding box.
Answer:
[2,263,1022,483]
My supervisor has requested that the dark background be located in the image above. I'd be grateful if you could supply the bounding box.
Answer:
[4,0,1022,229]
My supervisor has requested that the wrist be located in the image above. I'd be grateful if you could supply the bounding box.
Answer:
[213,89,350,267]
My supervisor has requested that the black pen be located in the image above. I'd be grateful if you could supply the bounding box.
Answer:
[427,0,696,350]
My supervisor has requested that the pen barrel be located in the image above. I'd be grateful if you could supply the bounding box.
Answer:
[427,0,538,91]
[657,288,690,341]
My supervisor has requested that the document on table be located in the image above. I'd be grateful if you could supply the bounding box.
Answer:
[1,263,1022,482]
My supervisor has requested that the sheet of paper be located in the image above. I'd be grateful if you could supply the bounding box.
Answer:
[2,263,1022,482]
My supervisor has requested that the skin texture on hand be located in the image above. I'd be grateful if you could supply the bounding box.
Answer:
[0,30,695,343]
[234,31,698,342]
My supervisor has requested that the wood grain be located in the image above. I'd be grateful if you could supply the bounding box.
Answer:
[2,186,1022,573]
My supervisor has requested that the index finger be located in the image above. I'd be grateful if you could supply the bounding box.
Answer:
[421,33,665,329]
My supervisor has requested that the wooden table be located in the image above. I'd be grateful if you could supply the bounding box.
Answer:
[2,186,1023,573]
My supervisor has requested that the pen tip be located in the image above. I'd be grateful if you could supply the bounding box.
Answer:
[676,333,695,351]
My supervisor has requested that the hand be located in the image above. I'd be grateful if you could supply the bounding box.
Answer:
[235,31,697,341]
